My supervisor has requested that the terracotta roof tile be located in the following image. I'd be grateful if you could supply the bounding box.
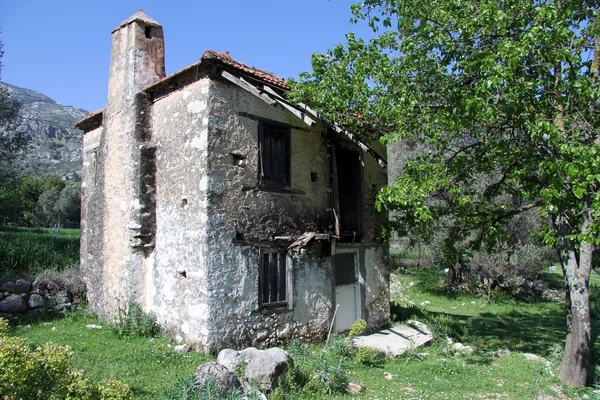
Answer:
[201,50,290,90]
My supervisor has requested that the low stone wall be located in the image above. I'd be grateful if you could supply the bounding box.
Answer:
[0,277,84,321]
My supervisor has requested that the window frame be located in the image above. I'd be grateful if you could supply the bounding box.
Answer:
[259,248,292,309]
[258,121,291,189]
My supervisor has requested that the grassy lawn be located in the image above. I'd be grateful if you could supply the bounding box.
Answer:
[0,226,80,275]
[7,265,600,399]
[10,310,211,399]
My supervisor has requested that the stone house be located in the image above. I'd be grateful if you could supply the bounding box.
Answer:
[76,10,389,352]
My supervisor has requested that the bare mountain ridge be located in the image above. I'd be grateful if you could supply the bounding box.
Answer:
[1,82,88,179]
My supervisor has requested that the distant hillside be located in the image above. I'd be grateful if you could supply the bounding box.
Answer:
[1,82,88,180]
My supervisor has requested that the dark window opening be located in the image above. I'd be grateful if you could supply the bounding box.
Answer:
[145,26,153,38]
[336,148,362,238]
[260,250,287,306]
[335,253,358,286]
[259,122,291,189]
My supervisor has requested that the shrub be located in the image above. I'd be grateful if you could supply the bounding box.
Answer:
[324,333,355,359]
[348,319,367,337]
[158,377,248,400]
[157,376,197,400]
[114,303,160,337]
[0,318,132,400]
[356,346,385,367]
[285,340,349,396]
[36,266,87,300]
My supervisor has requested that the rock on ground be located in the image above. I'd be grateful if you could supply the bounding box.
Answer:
[194,362,241,393]
[0,294,27,314]
[242,347,290,392]
[28,294,44,309]
[217,348,243,372]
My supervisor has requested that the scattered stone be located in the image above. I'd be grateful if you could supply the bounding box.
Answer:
[487,348,511,357]
[408,281,420,287]
[25,324,31,329]
[31,279,41,292]
[217,348,243,372]
[384,372,393,380]
[52,327,57,332]
[523,353,545,362]
[0,294,27,314]
[452,342,473,353]
[346,381,363,394]
[174,344,190,353]
[14,279,31,294]
[86,324,103,329]
[54,291,73,309]
[419,301,430,306]
[0,282,15,293]
[194,362,241,393]
[243,347,290,391]
[28,294,44,309]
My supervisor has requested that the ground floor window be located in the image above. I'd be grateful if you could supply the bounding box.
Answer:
[260,249,288,307]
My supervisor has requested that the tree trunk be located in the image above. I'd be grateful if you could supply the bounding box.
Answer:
[556,211,593,387]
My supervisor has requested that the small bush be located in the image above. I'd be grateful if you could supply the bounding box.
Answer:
[356,346,385,367]
[157,376,197,400]
[36,266,87,300]
[0,318,132,400]
[325,334,355,359]
[114,303,160,337]
[349,319,367,337]
[285,340,349,396]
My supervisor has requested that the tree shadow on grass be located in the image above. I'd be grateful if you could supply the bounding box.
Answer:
[393,300,600,359]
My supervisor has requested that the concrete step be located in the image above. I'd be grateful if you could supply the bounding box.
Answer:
[353,320,432,356]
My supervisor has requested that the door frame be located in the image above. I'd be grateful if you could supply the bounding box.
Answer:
[333,249,362,332]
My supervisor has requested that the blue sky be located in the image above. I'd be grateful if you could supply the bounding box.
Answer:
[0,0,371,113]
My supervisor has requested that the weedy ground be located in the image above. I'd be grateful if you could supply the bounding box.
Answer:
[6,232,600,399]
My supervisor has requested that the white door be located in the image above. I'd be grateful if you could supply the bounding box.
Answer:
[334,252,359,332]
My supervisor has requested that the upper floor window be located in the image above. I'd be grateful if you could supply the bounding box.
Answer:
[258,122,291,189]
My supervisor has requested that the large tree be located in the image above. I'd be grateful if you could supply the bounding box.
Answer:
[291,0,600,387]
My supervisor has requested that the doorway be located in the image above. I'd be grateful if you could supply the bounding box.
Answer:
[334,251,361,332]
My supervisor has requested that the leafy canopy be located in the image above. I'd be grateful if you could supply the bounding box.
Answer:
[291,0,600,251]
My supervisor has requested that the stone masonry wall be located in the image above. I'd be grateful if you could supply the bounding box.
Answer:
[150,78,211,345]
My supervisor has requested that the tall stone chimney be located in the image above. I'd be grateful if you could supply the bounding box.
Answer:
[98,10,165,317]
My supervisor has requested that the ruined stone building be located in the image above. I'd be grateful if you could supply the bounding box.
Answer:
[76,10,389,352]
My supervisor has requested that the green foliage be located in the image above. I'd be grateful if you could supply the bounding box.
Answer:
[324,333,356,359]
[292,0,600,385]
[15,308,211,400]
[356,346,385,367]
[0,174,80,227]
[0,227,79,275]
[157,376,197,400]
[285,340,349,396]
[114,303,160,338]
[158,378,250,400]
[0,318,132,400]
[348,319,367,337]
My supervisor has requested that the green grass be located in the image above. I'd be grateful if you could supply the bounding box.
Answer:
[0,226,80,275]
[8,264,600,399]
[10,309,211,399]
